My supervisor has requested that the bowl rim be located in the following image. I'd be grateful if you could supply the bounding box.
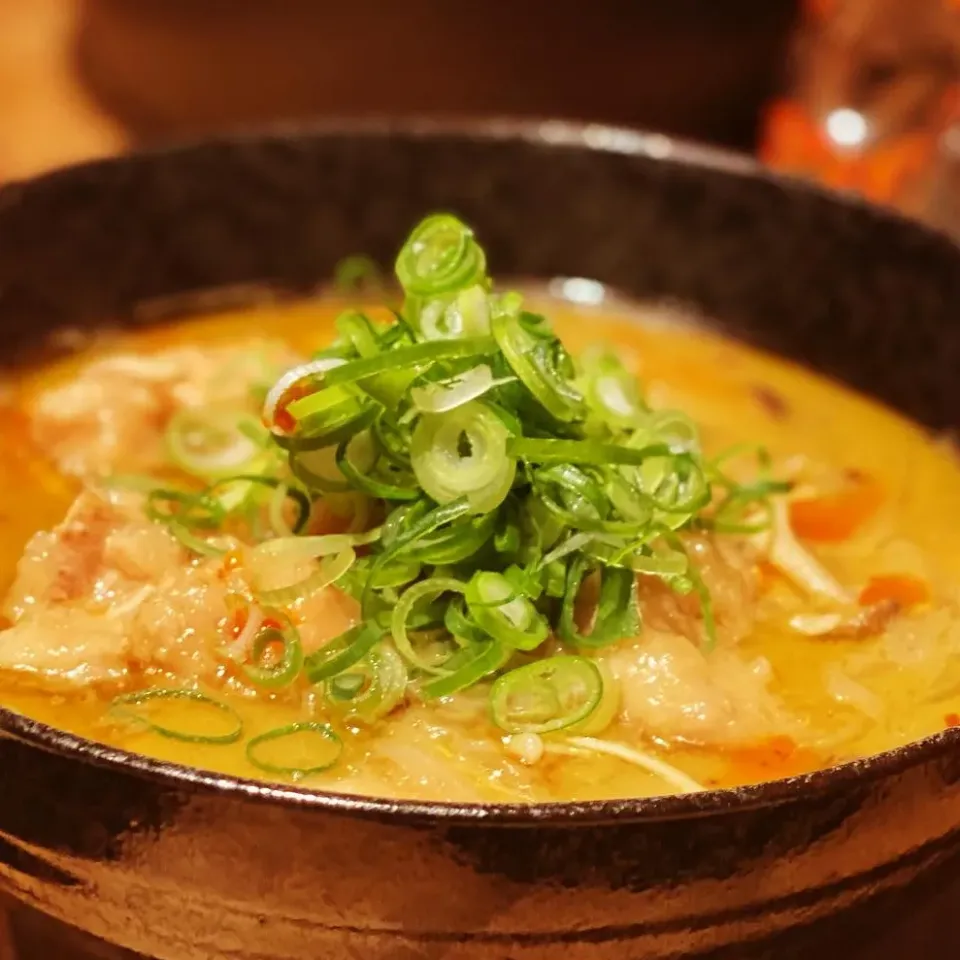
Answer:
[1,115,958,825]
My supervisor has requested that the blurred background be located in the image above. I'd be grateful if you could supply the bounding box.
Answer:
[0,0,957,236]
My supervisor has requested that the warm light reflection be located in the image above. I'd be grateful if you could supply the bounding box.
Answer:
[548,277,607,305]
[825,108,869,149]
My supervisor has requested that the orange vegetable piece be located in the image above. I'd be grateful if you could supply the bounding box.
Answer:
[755,560,784,593]
[945,713,960,729]
[788,475,885,543]
[858,574,930,609]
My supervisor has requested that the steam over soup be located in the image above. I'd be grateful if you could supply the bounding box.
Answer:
[1,215,959,803]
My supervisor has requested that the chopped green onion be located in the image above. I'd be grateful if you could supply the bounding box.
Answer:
[465,571,549,651]
[141,211,792,728]
[205,475,312,535]
[292,338,498,406]
[492,312,585,422]
[511,437,671,467]
[421,639,509,699]
[362,497,471,616]
[246,722,342,777]
[262,357,346,433]
[110,689,243,744]
[410,364,512,414]
[303,620,385,683]
[323,641,408,722]
[391,577,468,673]
[395,213,487,299]
[579,346,645,425]
[490,656,604,734]
[165,408,262,478]
[289,445,351,493]
[411,401,516,513]
[336,432,420,501]
[242,622,304,689]
[419,285,493,340]
[558,558,641,649]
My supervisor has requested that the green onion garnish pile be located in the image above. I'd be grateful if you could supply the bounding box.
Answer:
[126,213,787,766]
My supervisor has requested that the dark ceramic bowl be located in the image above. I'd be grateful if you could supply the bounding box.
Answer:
[0,121,959,960]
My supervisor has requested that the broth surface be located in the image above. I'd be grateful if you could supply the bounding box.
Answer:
[1,295,959,803]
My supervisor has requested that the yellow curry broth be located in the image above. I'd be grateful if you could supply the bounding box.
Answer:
[0,297,958,801]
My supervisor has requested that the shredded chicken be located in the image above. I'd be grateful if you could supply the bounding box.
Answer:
[790,600,900,639]
[765,498,849,603]
[31,341,298,478]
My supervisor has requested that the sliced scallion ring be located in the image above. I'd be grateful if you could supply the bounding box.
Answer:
[303,620,385,683]
[421,639,509,699]
[492,313,585,422]
[391,577,468,674]
[262,357,346,434]
[395,213,487,299]
[323,641,408,722]
[411,401,515,513]
[254,549,356,606]
[242,622,304,689]
[465,571,549,652]
[246,722,342,777]
[165,408,263,478]
[490,656,604,734]
[109,689,243,744]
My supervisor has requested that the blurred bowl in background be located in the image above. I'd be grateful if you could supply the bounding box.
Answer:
[73,0,799,151]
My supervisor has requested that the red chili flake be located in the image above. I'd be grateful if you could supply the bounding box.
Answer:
[269,382,314,434]
[273,406,296,434]
[945,713,960,729]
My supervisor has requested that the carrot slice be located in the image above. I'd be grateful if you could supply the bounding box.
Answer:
[788,476,884,543]
[858,574,930,609]
[755,560,785,594]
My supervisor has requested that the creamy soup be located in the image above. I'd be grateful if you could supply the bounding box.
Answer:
[0,215,958,804]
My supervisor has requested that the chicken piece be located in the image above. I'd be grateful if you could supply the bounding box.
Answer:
[0,485,361,689]
[0,609,130,685]
[0,487,185,685]
[130,563,361,683]
[641,533,758,646]
[292,588,362,656]
[599,631,793,747]
[31,340,297,478]
[128,561,233,681]
[5,487,183,620]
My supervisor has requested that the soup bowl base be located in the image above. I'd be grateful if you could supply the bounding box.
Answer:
[3,859,960,960]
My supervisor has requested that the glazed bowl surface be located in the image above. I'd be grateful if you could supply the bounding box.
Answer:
[0,120,959,960]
